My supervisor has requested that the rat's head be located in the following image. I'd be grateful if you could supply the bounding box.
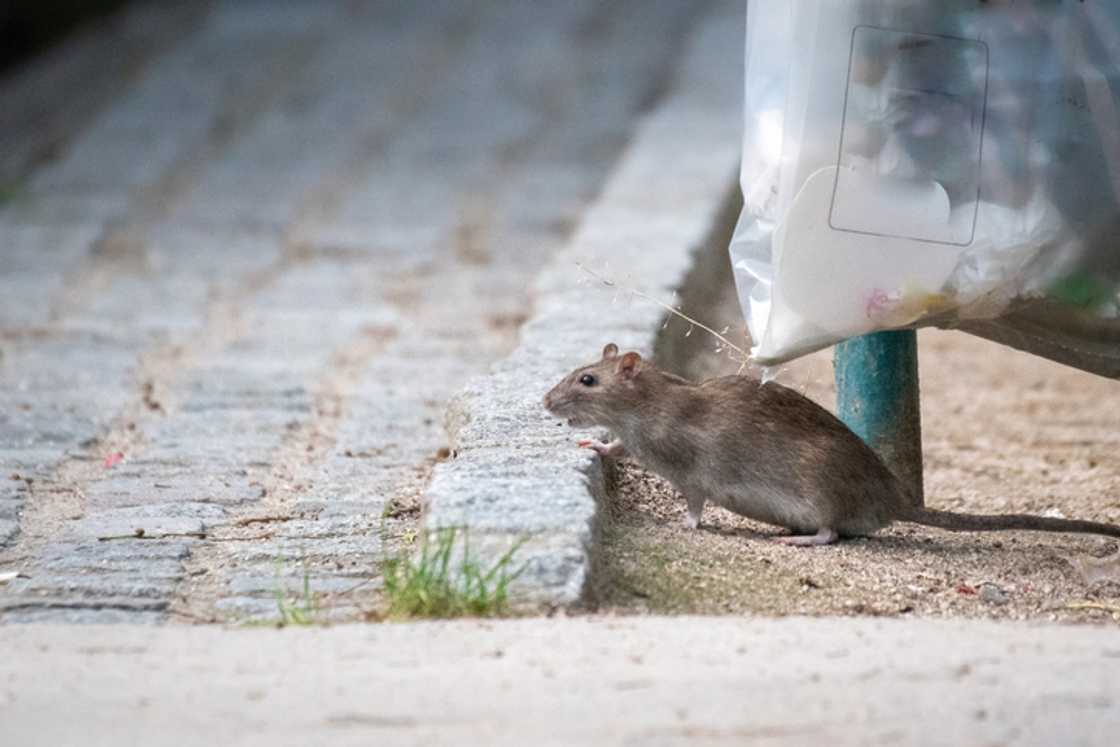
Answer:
[543,343,645,428]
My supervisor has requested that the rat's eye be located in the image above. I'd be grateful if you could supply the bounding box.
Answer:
[579,374,597,387]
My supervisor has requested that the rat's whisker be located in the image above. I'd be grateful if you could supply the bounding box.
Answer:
[575,262,749,362]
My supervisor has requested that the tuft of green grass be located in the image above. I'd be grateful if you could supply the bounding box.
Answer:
[381,526,524,619]
[273,567,319,626]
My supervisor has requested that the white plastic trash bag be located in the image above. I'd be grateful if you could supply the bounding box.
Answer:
[731,1,1120,376]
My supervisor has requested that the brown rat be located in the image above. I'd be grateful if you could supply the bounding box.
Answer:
[543,343,1120,546]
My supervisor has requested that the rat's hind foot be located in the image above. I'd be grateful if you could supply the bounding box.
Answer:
[684,495,705,530]
[774,528,839,546]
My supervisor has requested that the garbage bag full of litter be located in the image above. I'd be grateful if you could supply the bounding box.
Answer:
[731,0,1120,376]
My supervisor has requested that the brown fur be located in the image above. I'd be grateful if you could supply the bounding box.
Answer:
[543,344,1120,543]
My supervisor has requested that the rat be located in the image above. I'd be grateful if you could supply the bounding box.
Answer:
[542,343,1120,546]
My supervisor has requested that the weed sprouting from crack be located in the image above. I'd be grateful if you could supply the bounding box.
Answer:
[271,561,319,627]
[380,526,525,620]
[247,526,522,625]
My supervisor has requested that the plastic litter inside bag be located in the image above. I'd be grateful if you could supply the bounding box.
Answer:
[730,1,1120,377]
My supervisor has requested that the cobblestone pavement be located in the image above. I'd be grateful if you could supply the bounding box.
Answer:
[0,0,708,622]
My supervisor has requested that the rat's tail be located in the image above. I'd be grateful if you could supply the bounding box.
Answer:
[897,506,1120,539]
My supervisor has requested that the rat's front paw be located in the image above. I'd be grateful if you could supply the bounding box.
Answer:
[578,439,626,458]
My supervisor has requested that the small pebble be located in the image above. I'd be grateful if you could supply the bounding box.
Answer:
[979,582,1009,606]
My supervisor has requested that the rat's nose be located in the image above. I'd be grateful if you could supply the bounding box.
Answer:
[542,392,552,410]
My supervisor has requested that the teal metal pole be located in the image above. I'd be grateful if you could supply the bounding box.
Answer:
[834,330,924,506]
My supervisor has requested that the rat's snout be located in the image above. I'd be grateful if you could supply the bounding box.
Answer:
[543,376,597,429]
[543,383,566,414]
[543,381,569,415]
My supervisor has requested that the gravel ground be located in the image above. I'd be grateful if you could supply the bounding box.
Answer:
[597,279,1120,624]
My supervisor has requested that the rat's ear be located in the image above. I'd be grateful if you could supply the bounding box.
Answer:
[617,351,642,379]
[601,343,619,360]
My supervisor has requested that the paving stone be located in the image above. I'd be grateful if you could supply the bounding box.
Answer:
[290,499,383,518]
[178,384,313,416]
[142,428,286,469]
[40,556,185,581]
[0,191,134,227]
[0,332,141,393]
[212,596,279,620]
[73,503,222,540]
[0,500,21,522]
[1,605,166,625]
[0,519,18,546]
[0,407,106,451]
[38,539,191,568]
[216,538,383,565]
[1,536,195,621]
[19,573,180,600]
[0,449,61,474]
[0,224,101,326]
[227,573,371,596]
[84,474,259,510]
[261,517,373,541]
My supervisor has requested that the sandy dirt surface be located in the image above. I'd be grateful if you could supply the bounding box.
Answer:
[597,279,1120,624]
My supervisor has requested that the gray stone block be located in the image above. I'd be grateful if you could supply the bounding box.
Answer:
[38,539,191,566]
[0,500,21,521]
[1,606,166,625]
[73,503,222,539]
[213,595,281,621]
[227,573,372,597]
[221,538,382,565]
[0,519,18,546]
[20,572,178,600]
